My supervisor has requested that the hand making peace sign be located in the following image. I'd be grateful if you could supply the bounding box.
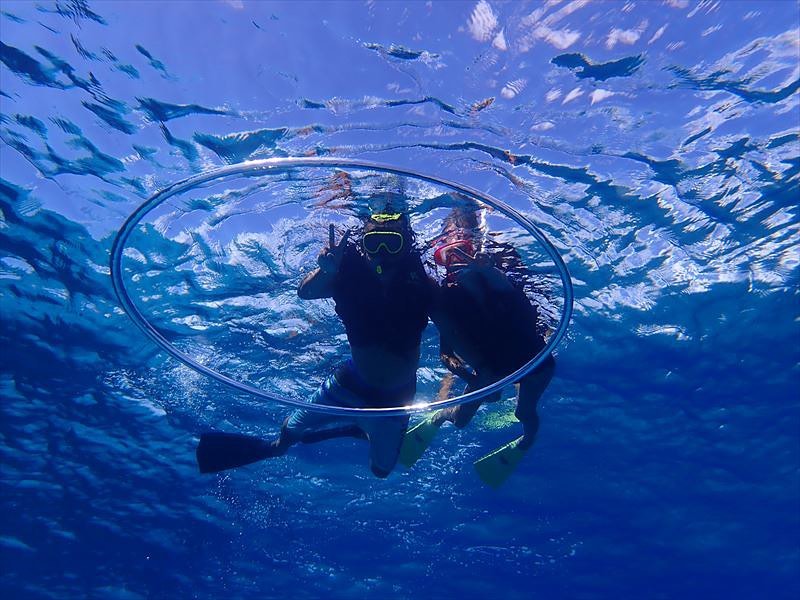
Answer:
[318,224,351,274]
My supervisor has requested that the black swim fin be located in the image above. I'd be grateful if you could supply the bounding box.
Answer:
[196,432,274,474]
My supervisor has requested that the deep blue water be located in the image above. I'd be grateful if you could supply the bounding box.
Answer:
[1,1,799,598]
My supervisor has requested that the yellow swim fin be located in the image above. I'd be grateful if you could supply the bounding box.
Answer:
[473,436,528,488]
[398,417,440,468]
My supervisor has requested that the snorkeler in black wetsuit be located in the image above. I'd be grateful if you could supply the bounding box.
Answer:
[431,248,555,444]
[196,211,435,478]
[399,207,555,487]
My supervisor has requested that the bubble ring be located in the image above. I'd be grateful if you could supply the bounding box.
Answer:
[110,157,573,417]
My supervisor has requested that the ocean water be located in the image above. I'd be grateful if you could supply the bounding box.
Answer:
[1,1,799,598]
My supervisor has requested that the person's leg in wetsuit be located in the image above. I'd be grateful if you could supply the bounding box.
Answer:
[260,417,366,458]
[272,361,412,478]
[514,354,555,450]
[195,364,369,474]
[261,363,370,457]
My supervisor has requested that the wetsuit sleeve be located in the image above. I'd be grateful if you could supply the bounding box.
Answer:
[298,244,356,300]
[297,267,337,299]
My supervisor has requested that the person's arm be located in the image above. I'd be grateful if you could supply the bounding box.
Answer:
[428,278,478,382]
[298,266,337,300]
[298,225,350,300]
[440,336,478,383]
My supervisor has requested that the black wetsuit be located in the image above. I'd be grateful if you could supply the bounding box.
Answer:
[333,244,433,357]
[437,276,545,377]
[433,269,553,429]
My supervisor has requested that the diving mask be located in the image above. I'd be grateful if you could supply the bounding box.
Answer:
[363,230,405,255]
[433,239,474,268]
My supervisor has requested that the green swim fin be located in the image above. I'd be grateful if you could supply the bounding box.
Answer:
[473,436,528,488]
[398,417,441,468]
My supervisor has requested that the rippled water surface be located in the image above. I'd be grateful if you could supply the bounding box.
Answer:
[2,1,799,598]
